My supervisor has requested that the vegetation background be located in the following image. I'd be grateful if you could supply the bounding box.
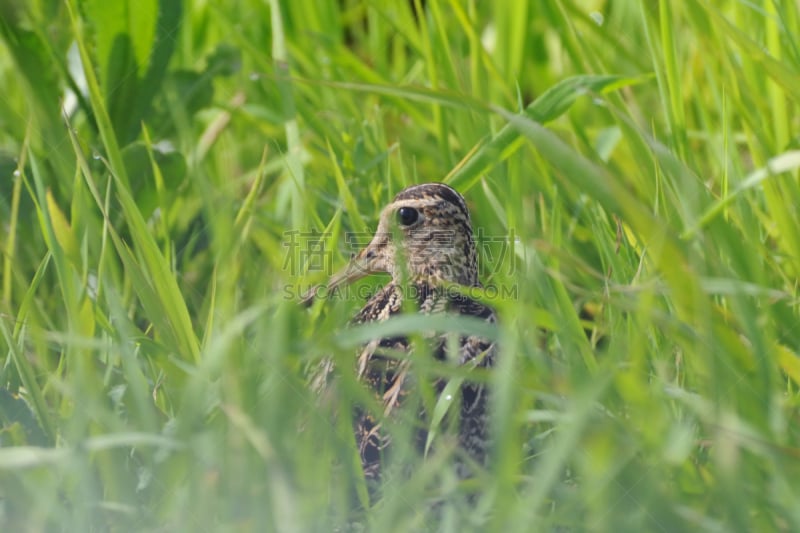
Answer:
[1,0,800,531]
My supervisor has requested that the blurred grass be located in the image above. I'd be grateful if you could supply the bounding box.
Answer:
[1,0,800,531]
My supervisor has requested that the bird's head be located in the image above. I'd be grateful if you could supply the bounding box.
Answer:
[307,183,480,304]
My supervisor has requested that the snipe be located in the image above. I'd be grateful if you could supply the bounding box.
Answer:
[305,182,497,483]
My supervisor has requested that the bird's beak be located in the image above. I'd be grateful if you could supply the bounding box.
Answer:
[300,246,377,307]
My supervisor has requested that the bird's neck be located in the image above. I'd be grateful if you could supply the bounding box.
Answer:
[392,256,479,287]
[392,272,477,287]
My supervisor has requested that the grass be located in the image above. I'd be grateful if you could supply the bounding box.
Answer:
[1,0,800,530]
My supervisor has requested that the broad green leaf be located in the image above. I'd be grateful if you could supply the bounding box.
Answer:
[528,74,653,125]
[776,344,800,387]
[685,150,800,238]
[45,189,80,267]
[80,0,181,143]
[448,74,652,191]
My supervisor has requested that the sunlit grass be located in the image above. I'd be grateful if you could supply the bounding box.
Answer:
[1,0,799,531]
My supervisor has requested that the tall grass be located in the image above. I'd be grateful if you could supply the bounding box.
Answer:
[1,0,799,531]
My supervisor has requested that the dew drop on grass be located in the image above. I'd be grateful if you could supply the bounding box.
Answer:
[481,25,496,53]
[87,273,99,301]
[590,11,604,25]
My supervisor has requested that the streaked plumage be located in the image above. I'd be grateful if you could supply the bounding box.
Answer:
[306,183,497,483]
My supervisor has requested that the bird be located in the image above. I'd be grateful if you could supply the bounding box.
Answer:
[304,182,497,486]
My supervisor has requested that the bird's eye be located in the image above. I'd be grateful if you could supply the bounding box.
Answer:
[396,207,420,226]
